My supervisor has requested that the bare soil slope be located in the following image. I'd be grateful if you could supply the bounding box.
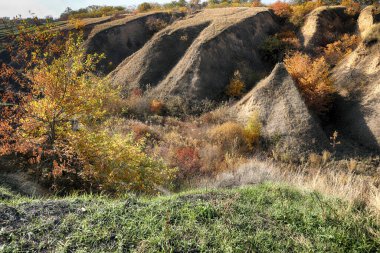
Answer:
[301,6,356,49]
[358,5,380,37]
[231,63,329,156]
[84,12,183,73]
[110,7,279,103]
[331,24,380,152]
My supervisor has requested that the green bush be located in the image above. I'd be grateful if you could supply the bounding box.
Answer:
[259,35,285,64]
[243,111,262,150]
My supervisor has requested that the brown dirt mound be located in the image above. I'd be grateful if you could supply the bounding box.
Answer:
[231,63,329,156]
[110,7,279,103]
[331,24,380,152]
[301,6,356,49]
[358,5,380,37]
[84,12,183,73]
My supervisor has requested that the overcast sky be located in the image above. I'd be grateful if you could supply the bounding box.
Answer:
[0,0,274,18]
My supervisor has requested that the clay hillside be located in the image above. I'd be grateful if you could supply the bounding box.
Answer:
[81,5,378,156]
[1,3,380,251]
[109,7,278,102]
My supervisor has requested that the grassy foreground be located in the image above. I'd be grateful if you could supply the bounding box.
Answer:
[0,183,379,252]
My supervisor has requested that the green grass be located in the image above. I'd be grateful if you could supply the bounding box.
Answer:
[0,183,379,252]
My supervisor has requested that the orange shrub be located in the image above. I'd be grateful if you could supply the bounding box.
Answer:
[270,1,292,19]
[323,34,360,66]
[277,30,301,49]
[284,52,335,114]
[226,70,245,98]
[131,122,160,141]
[251,0,262,7]
[150,99,164,114]
[69,19,85,29]
[341,0,360,16]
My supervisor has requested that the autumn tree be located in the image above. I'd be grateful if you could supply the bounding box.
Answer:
[4,17,65,70]
[18,33,118,147]
[1,22,174,194]
[0,16,62,155]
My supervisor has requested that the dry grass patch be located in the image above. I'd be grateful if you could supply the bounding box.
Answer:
[205,158,380,216]
[208,121,246,153]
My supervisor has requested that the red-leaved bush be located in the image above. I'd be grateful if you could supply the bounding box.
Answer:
[270,1,292,19]
[173,146,201,180]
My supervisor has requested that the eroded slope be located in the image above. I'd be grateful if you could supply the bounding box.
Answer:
[84,12,183,73]
[110,7,279,103]
[331,24,380,152]
[232,63,329,156]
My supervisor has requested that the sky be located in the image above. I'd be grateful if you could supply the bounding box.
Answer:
[0,0,173,18]
[0,0,275,18]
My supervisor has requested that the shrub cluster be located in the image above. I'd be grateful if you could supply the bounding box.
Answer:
[323,34,360,66]
[69,129,176,195]
[284,52,335,114]
[289,1,319,26]
[209,121,247,152]
[207,0,259,8]
[269,1,320,26]
[60,6,127,20]
[270,1,293,19]
[341,0,361,15]
[137,1,190,13]
[243,112,261,150]
[208,117,262,153]
[172,146,201,180]
[225,70,245,98]
[146,17,169,32]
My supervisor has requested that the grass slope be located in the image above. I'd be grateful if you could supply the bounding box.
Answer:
[1,183,379,252]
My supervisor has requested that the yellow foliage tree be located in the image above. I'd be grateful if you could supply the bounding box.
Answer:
[11,32,175,194]
[18,33,120,146]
